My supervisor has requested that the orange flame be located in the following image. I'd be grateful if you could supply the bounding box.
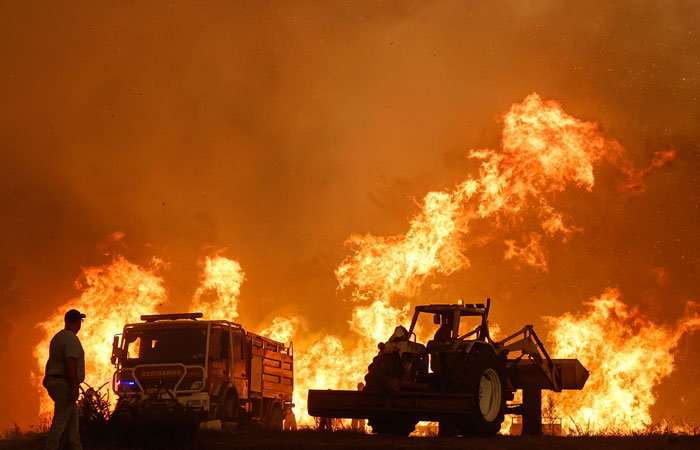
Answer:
[299,93,678,428]
[500,93,617,192]
[337,93,628,298]
[31,94,683,433]
[32,256,167,415]
[620,149,677,191]
[260,316,299,344]
[191,255,245,319]
[504,233,548,271]
[546,288,700,434]
[294,336,356,426]
[336,191,468,302]
[266,301,411,426]
[32,252,247,417]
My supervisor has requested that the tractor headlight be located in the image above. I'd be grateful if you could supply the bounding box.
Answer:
[189,380,203,390]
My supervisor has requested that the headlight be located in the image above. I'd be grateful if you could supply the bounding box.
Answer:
[189,380,203,390]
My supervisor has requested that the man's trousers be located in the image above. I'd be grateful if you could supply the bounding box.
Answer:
[43,377,82,450]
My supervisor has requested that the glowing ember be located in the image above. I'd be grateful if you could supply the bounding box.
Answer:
[191,255,245,319]
[546,288,700,434]
[32,256,167,415]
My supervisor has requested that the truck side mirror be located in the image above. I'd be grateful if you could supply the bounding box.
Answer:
[110,335,120,365]
[433,314,441,325]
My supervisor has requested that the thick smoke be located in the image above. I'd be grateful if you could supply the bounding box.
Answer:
[1,1,699,429]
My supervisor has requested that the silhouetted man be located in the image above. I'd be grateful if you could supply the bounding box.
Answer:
[43,309,86,450]
[433,316,452,341]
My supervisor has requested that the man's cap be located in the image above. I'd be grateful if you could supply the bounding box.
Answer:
[65,309,86,324]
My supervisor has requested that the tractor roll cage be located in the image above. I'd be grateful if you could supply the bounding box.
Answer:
[407,298,492,342]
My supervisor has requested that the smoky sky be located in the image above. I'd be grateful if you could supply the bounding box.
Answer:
[1,1,699,429]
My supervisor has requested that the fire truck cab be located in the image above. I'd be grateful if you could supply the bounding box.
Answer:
[110,312,294,428]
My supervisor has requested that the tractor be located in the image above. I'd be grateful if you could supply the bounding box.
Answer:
[308,299,588,436]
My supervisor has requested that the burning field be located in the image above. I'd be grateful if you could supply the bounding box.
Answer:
[2,0,700,445]
[21,92,700,436]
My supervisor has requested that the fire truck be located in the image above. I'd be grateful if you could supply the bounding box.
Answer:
[110,312,294,428]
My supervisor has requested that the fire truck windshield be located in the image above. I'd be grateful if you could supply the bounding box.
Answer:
[122,327,208,366]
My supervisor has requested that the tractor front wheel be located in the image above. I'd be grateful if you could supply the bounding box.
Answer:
[447,343,506,436]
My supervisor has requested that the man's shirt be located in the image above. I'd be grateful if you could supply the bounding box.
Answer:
[45,329,85,382]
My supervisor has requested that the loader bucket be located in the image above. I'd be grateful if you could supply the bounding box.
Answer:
[510,358,589,391]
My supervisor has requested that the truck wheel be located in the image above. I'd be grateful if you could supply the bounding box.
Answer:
[368,418,417,436]
[265,404,284,430]
[447,344,506,436]
[218,390,238,422]
[364,352,402,391]
[109,400,136,444]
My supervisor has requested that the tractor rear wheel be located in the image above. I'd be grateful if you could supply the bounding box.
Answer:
[446,343,506,436]
[364,352,402,391]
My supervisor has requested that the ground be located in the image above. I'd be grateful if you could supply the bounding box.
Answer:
[2,429,700,450]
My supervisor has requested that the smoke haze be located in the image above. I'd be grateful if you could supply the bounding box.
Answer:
[1,0,699,429]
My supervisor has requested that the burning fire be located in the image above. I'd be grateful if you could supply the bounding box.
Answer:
[31,93,685,434]
[261,316,299,344]
[293,93,679,428]
[546,288,700,434]
[294,336,355,426]
[266,301,412,426]
[336,190,468,302]
[32,252,246,416]
[191,255,245,319]
[32,256,167,415]
[336,93,645,298]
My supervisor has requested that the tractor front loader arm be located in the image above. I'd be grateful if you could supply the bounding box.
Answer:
[497,325,561,392]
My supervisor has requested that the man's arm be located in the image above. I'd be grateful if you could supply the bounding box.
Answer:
[65,357,79,401]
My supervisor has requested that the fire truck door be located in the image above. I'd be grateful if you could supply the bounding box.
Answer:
[232,333,248,398]
[220,330,230,377]
[208,328,227,380]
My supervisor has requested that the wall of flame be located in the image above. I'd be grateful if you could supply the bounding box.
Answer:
[27,94,700,434]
